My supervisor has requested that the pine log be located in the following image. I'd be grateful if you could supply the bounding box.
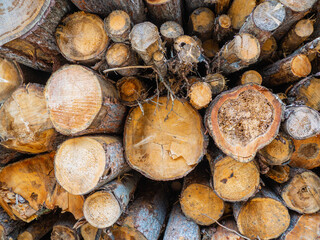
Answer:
[258,133,294,165]
[55,136,130,195]
[70,0,146,23]
[0,84,57,154]
[189,8,215,41]
[289,134,320,169]
[107,182,168,240]
[174,35,202,64]
[266,165,291,183]
[281,19,314,55]
[104,10,131,43]
[213,33,260,73]
[202,39,219,58]
[0,0,71,72]
[51,213,80,240]
[0,153,84,222]
[55,12,109,64]
[209,153,260,202]
[80,223,102,240]
[240,1,286,45]
[0,58,23,104]
[160,21,184,46]
[258,36,277,62]
[227,0,256,30]
[188,82,212,109]
[105,43,138,77]
[163,203,200,240]
[215,0,231,15]
[291,37,320,61]
[205,84,282,162]
[233,188,290,239]
[45,65,126,136]
[205,73,226,95]
[152,51,168,77]
[129,22,162,64]
[214,15,232,43]
[283,105,320,140]
[184,0,215,14]
[83,173,140,228]
[279,212,320,240]
[145,0,182,26]
[203,217,244,240]
[124,96,207,180]
[116,77,147,106]
[180,167,225,226]
[0,207,27,240]
[261,54,311,86]
[240,70,262,85]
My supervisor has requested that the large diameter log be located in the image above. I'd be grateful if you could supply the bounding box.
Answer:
[189,8,215,41]
[160,21,184,46]
[45,65,126,136]
[0,84,57,154]
[55,136,130,195]
[163,203,200,240]
[124,96,207,180]
[180,167,225,226]
[55,12,109,64]
[83,173,140,228]
[104,10,131,43]
[289,135,320,169]
[0,207,27,240]
[51,213,80,240]
[261,54,311,86]
[228,0,256,30]
[205,84,283,162]
[129,22,162,64]
[0,153,84,222]
[283,105,320,140]
[70,0,146,23]
[233,188,290,239]
[0,0,71,72]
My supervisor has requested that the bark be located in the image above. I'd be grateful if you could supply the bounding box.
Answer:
[205,73,226,95]
[202,39,219,58]
[0,207,27,240]
[152,51,167,77]
[189,8,215,41]
[188,82,212,109]
[45,65,126,136]
[0,145,23,167]
[291,37,320,61]
[51,213,80,240]
[116,77,147,106]
[205,84,283,162]
[240,70,262,85]
[184,0,216,14]
[160,21,184,46]
[258,36,278,62]
[104,10,131,43]
[55,136,130,195]
[227,0,256,30]
[203,217,244,240]
[214,14,233,43]
[215,0,231,15]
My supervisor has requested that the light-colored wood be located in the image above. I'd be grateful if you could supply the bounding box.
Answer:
[80,223,102,240]
[116,77,146,106]
[55,136,130,195]
[174,35,202,64]
[189,8,215,41]
[160,21,184,46]
[240,70,262,85]
[45,65,126,136]
[205,73,226,95]
[145,0,182,25]
[188,82,212,109]
[259,36,277,61]
[124,97,207,180]
[228,0,256,30]
[205,84,282,162]
[153,50,167,77]
[202,39,219,58]
[214,14,232,42]
[0,84,57,154]
[104,10,131,43]
[51,213,80,240]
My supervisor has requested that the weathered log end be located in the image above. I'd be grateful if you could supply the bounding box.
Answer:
[188,82,212,109]
[104,10,131,43]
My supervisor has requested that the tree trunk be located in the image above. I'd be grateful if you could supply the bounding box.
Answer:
[227,0,256,30]
[116,77,147,106]
[51,213,80,240]
[214,14,233,43]
[188,82,212,109]
[124,96,207,181]
[45,65,126,136]
[180,167,225,226]
[152,51,168,77]
[188,8,215,41]
[258,36,278,62]
[55,136,130,195]
[202,39,219,58]
[215,0,231,15]
[0,0,71,72]
[240,70,262,85]
[205,73,227,95]
[265,165,291,183]
[205,84,283,162]
[0,207,27,240]
[160,21,184,46]
[184,0,216,14]
[104,10,131,43]
[291,37,320,61]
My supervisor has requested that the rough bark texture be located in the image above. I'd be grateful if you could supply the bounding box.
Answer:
[214,14,233,43]
[0,207,27,240]
[51,213,80,240]
[0,145,23,167]
[291,37,320,61]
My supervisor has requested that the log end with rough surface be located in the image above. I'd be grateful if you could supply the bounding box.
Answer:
[104,10,131,43]
[174,35,202,64]
[240,70,262,85]
[116,77,146,106]
[188,82,212,109]
[189,7,215,40]
[160,21,184,45]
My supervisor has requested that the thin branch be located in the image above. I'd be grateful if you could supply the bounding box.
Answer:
[103,65,153,73]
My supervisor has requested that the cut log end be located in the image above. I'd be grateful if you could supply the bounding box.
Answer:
[174,35,201,63]
[189,7,215,40]
[106,43,130,67]
[160,21,184,43]
[279,0,317,12]
[117,77,145,104]
[240,70,262,85]
[233,33,260,62]
[291,55,312,77]
[188,82,212,109]
[206,73,226,95]
[104,10,131,42]
[228,0,256,30]
[108,225,147,240]
[51,226,79,240]
[295,19,314,38]
[266,165,291,183]
[218,14,231,29]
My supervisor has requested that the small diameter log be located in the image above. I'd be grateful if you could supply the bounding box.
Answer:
[0,0,71,72]
[239,1,286,45]
[163,203,200,240]
[283,105,320,140]
[240,70,262,85]
[205,73,227,95]
[45,65,126,136]
[129,22,162,64]
[291,37,320,61]
[145,0,182,25]
[104,10,131,43]
[81,223,103,240]
[202,39,219,58]
[180,167,225,226]
[281,19,314,55]
[124,96,207,181]
[0,207,27,240]
[116,77,147,106]
[214,33,260,73]
[266,165,291,183]
[210,154,260,202]
[258,133,294,165]
[259,36,277,61]
[261,54,311,86]
[279,212,320,240]
[55,136,130,195]
[83,173,140,228]
[152,51,167,77]
[174,35,202,64]
[51,213,80,240]
[106,43,138,76]
[160,21,184,46]
[0,153,84,222]
[188,82,212,109]
[215,0,231,15]
[290,134,320,169]
[214,15,232,43]
[205,84,282,162]
[205,217,244,240]
[0,84,57,154]
[108,182,168,240]
[0,58,23,104]
[70,0,146,24]
[228,0,256,30]
[56,12,109,64]
[233,188,290,240]
[189,8,215,41]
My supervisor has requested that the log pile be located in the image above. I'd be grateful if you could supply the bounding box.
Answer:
[1,0,320,239]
